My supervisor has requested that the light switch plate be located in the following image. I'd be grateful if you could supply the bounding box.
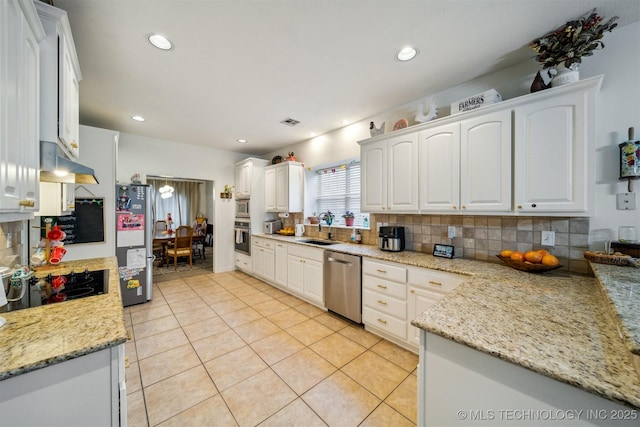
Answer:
[616,193,636,210]
[541,231,555,246]
[448,226,456,238]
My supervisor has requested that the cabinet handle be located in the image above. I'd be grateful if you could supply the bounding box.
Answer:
[517,205,522,209]
[428,280,443,287]
[127,330,131,340]
[452,205,457,209]
[376,269,387,274]
[377,318,387,325]
[19,200,34,207]
[410,289,415,293]
[377,300,387,306]
[125,356,130,369]
[461,205,466,209]
[71,142,78,148]
[377,284,387,290]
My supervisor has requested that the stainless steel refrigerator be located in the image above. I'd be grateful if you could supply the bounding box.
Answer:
[115,184,153,306]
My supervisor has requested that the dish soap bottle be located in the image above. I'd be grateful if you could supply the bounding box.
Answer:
[350,228,356,243]
[355,229,362,244]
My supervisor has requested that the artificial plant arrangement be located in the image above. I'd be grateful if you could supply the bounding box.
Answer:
[530,8,618,70]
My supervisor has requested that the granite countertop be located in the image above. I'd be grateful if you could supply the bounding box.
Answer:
[0,257,127,381]
[590,262,640,355]
[256,233,640,408]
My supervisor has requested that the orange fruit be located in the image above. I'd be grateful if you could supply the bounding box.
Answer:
[537,249,549,256]
[500,249,513,258]
[541,254,559,267]
[510,251,525,262]
[524,251,543,263]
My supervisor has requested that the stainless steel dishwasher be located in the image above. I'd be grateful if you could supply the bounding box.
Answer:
[324,250,362,324]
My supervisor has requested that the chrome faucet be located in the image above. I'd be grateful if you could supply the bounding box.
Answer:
[318,212,333,240]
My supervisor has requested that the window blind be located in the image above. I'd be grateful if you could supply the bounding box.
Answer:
[315,162,368,227]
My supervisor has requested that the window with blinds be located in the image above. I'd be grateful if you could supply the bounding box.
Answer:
[315,162,369,227]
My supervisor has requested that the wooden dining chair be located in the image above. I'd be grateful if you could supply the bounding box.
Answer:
[153,220,168,261]
[165,226,193,270]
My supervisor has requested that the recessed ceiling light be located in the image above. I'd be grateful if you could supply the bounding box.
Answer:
[148,34,173,50]
[237,139,247,143]
[396,46,418,61]
[132,115,145,122]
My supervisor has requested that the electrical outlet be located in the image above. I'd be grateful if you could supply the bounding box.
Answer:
[541,231,555,246]
[616,193,637,210]
[448,226,456,238]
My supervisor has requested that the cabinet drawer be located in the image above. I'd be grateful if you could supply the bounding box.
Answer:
[363,308,407,339]
[363,259,407,283]
[362,275,407,300]
[407,266,465,294]
[363,289,406,320]
[262,239,275,249]
[293,244,324,262]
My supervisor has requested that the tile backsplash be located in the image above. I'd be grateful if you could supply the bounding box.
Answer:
[288,213,590,274]
[0,221,26,269]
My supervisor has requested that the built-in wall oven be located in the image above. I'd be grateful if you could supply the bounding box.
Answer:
[235,199,250,217]
[234,218,251,255]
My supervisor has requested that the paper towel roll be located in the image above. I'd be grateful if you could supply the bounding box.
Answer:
[278,212,289,218]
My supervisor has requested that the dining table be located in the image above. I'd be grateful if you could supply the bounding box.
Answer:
[153,230,206,267]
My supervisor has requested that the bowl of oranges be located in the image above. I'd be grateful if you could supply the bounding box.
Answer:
[497,249,561,273]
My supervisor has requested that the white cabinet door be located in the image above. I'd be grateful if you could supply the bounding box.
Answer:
[262,247,275,283]
[302,258,323,304]
[275,165,289,211]
[235,161,252,198]
[20,15,40,211]
[0,0,40,213]
[419,122,460,212]
[287,254,304,295]
[387,134,419,212]
[59,34,79,158]
[265,168,277,211]
[361,139,387,212]
[460,110,511,212]
[407,286,442,347]
[274,241,288,288]
[514,90,589,213]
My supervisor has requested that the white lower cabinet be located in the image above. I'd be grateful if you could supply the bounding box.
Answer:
[0,344,125,426]
[274,241,288,288]
[251,237,274,283]
[235,251,252,273]
[407,267,465,347]
[362,257,465,351]
[362,258,408,341]
[287,244,324,305]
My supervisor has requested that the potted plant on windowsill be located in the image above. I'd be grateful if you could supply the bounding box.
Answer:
[342,211,355,226]
[308,212,320,224]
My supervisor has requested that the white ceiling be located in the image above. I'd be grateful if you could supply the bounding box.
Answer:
[52,0,640,156]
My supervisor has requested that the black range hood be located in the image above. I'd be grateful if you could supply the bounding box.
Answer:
[39,141,98,185]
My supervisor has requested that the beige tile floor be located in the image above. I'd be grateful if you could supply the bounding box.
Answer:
[124,269,418,427]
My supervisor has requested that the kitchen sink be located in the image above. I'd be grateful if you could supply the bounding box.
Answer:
[299,239,337,246]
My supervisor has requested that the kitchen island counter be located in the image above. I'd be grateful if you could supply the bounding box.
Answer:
[0,257,127,380]
[255,233,640,409]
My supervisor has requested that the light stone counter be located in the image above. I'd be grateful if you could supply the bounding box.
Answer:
[0,257,127,380]
[256,233,640,408]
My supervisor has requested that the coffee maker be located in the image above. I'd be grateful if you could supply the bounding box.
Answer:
[379,226,405,252]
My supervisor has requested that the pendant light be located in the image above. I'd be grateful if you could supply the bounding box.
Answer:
[159,180,174,199]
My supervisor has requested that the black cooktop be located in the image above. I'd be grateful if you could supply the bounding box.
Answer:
[43,269,109,304]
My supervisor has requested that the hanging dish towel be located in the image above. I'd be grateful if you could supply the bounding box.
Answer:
[235,230,243,244]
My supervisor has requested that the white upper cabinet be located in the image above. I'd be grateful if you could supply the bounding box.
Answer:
[460,110,511,212]
[419,110,511,213]
[418,123,460,212]
[265,162,304,213]
[513,84,596,214]
[235,160,252,198]
[0,0,44,215]
[35,1,82,160]
[362,75,601,217]
[361,133,419,213]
